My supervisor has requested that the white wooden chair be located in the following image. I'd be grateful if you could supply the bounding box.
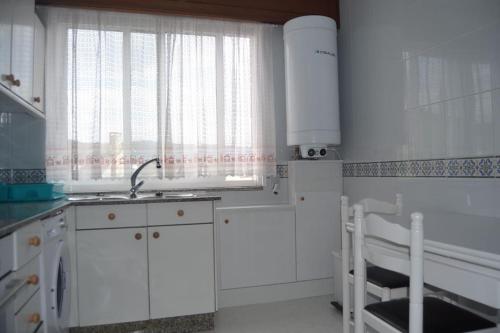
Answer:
[341,195,409,333]
[352,204,497,333]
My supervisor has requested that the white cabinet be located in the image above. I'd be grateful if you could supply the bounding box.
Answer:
[0,0,12,88]
[295,191,340,281]
[218,206,296,289]
[77,228,149,326]
[10,0,34,101]
[148,224,215,318]
[288,160,342,282]
[0,0,44,118]
[32,14,45,112]
[75,202,216,326]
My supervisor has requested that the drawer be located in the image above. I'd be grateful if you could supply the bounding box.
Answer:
[13,223,42,271]
[0,234,13,278]
[147,201,213,226]
[76,204,147,230]
[13,256,40,313]
[14,290,42,333]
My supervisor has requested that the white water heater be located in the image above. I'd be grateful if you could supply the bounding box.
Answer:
[284,15,340,159]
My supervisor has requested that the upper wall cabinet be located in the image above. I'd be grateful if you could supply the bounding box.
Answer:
[0,0,45,118]
[32,14,45,113]
[11,0,35,102]
[0,0,12,87]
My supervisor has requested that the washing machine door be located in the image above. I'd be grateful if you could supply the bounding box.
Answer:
[48,240,71,333]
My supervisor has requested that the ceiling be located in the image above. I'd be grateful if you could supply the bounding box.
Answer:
[36,0,340,25]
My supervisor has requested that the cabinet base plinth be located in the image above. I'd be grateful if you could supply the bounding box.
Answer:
[70,313,215,333]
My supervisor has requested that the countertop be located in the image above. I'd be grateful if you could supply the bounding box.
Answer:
[0,193,221,238]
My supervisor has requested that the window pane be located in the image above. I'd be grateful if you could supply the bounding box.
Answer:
[223,36,252,148]
[67,29,124,179]
[167,34,217,146]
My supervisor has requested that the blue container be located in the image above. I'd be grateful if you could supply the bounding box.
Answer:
[6,183,66,202]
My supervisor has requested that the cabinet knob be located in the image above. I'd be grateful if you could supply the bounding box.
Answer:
[153,231,160,239]
[299,196,305,201]
[33,97,41,103]
[224,219,229,224]
[177,209,184,217]
[26,274,39,285]
[28,313,41,324]
[12,79,21,87]
[108,213,116,220]
[134,233,142,240]
[28,236,41,247]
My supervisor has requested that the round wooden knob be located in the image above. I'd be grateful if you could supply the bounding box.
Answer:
[300,196,305,201]
[134,233,142,240]
[27,274,39,285]
[108,213,116,220]
[177,209,184,217]
[28,236,41,247]
[224,219,229,224]
[153,231,160,239]
[28,313,41,324]
[33,97,41,103]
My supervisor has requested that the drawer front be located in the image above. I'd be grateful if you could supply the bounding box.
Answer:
[0,234,13,278]
[13,256,40,313]
[147,201,213,226]
[76,204,147,230]
[14,290,42,333]
[13,223,42,271]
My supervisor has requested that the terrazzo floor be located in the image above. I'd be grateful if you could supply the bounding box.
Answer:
[203,295,343,333]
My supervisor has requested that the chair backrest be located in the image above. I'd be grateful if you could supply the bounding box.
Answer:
[353,204,424,333]
[344,194,402,219]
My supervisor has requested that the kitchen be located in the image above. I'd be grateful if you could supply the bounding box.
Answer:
[0,0,499,333]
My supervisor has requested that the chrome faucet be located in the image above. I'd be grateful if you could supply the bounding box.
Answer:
[130,158,162,198]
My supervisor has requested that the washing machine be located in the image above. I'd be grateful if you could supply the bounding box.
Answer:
[40,210,71,333]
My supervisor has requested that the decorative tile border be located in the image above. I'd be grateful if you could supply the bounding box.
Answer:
[0,168,46,184]
[276,164,288,178]
[343,156,500,178]
[70,313,214,333]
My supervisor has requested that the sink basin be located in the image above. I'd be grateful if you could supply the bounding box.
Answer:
[67,194,130,202]
[68,192,200,202]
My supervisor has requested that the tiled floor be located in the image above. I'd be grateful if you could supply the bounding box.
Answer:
[203,295,343,333]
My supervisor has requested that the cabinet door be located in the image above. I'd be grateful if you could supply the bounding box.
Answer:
[32,14,44,112]
[77,228,149,326]
[295,191,341,281]
[10,0,34,101]
[0,0,12,88]
[218,207,296,289]
[148,224,215,319]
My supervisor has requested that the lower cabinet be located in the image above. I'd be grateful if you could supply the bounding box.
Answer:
[76,206,215,327]
[77,228,149,326]
[148,224,215,319]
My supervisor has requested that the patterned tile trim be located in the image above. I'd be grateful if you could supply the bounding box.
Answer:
[0,168,46,184]
[70,313,214,333]
[277,164,288,178]
[343,156,500,178]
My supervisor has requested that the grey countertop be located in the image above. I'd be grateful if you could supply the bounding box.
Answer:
[0,193,221,238]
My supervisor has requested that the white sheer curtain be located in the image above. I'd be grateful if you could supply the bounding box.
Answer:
[42,7,276,192]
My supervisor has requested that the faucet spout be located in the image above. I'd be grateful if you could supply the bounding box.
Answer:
[130,158,162,198]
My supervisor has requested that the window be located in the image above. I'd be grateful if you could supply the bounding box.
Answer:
[44,8,276,192]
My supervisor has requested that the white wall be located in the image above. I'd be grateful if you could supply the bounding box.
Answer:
[339,0,500,161]
[339,0,500,249]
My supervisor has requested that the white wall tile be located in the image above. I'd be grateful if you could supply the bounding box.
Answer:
[340,0,500,161]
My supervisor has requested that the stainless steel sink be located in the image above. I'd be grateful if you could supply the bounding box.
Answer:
[67,192,201,202]
[67,194,130,202]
